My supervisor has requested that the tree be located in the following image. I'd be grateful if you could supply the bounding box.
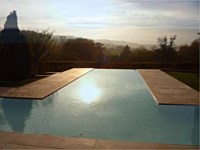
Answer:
[178,36,199,62]
[95,42,106,62]
[59,38,104,61]
[22,30,56,74]
[131,47,155,62]
[120,45,132,61]
[155,35,177,62]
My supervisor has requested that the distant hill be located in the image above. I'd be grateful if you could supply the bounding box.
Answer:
[53,35,76,43]
[53,35,154,50]
[95,39,154,50]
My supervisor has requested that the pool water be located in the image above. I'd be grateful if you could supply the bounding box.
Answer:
[0,69,199,145]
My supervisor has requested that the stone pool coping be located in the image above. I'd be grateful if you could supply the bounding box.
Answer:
[0,68,199,106]
[0,68,93,100]
[0,69,199,149]
[0,131,198,149]
[139,69,199,106]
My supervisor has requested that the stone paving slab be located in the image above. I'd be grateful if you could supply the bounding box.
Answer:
[0,68,93,100]
[0,131,198,149]
[139,69,199,105]
[0,143,6,149]
[1,144,49,149]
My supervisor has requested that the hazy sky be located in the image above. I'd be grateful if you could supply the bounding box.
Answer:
[0,0,199,45]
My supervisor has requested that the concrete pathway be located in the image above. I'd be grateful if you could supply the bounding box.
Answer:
[0,68,93,100]
[139,69,199,105]
[0,131,198,149]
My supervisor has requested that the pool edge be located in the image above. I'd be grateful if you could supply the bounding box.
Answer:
[0,131,198,149]
[0,68,94,100]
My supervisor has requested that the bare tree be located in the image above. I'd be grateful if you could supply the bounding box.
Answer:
[22,29,56,74]
[155,35,177,62]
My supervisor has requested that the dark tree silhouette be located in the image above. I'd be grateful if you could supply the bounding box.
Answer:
[22,30,56,74]
[155,35,177,62]
[178,35,199,62]
[120,45,132,61]
[59,38,105,61]
[0,11,31,80]
[131,47,155,62]
[95,42,105,62]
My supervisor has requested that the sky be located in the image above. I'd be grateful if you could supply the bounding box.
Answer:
[0,0,199,45]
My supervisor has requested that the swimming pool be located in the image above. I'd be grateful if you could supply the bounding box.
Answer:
[0,69,199,145]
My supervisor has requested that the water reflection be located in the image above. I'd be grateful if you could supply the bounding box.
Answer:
[78,81,101,104]
[191,107,199,145]
[0,101,6,126]
[34,93,56,108]
[156,105,200,145]
[0,99,33,132]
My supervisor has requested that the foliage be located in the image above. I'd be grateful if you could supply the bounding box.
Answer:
[107,46,155,62]
[131,47,155,62]
[177,38,199,62]
[41,33,199,66]
[120,45,132,61]
[57,38,105,61]
[155,35,177,62]
[104,49,122,57]
[22,30,56,74]
[34,33,200,75]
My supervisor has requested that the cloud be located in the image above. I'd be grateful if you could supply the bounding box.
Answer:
[0,0,199,44]
[1,0,198,29]
[110,0,199,28]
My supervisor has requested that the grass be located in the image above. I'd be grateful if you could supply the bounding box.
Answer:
[165,71,199,91]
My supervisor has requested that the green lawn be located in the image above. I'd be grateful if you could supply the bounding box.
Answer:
[165,71,199,91]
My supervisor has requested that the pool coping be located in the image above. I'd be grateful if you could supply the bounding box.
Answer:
[0,131,198,149]
[138,69,199,106]
[0,68,93,100]
[0,69,199,149]
[0,68,199,106]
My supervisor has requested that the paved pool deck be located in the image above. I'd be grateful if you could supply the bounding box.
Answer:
[0,131,198,149]
[0,68,199,106]
[139,69,199,106]
[0,68,93,100]
[0,69,199,149]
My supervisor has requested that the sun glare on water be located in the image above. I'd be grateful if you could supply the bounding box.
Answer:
[78,82,101,104]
